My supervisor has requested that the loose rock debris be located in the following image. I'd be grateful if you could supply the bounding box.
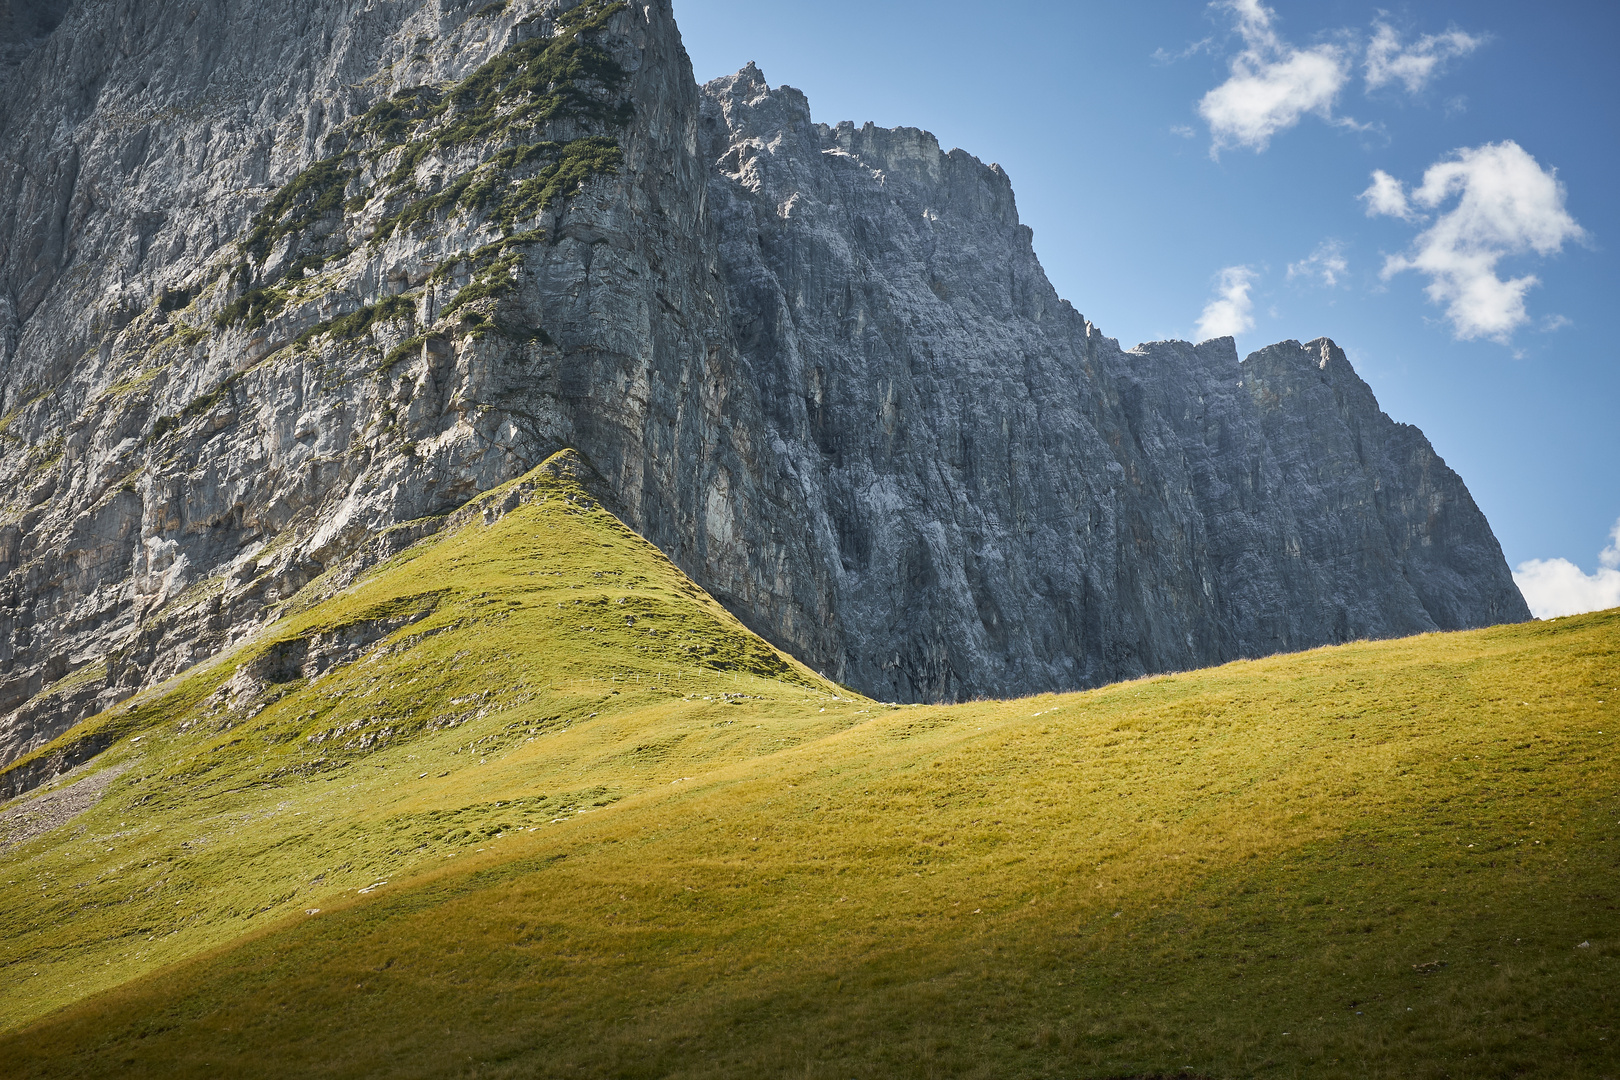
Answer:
[0,763,129,852]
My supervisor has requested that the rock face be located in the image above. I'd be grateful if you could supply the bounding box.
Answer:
[0,0,1527,774]
[0,0,72,71]
[696,66,1527,699]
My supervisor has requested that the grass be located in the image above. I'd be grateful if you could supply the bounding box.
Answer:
[379,335,429,374]
[0,451,1615,1078]
[242,158,354,262]
[290,295,419,354]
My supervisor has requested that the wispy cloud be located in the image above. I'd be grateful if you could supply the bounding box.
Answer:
[1153,37,1213,65]
[1513,518,1620,619]
[1363,141,1585,341]
[1196,265,1258,340]
[1287,239,1348,287]
[1198,0,1351,156]
[1365,20,1486,94]
[1193,3,1484,154]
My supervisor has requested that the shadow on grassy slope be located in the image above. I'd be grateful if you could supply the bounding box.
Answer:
[1,452,1616,1078]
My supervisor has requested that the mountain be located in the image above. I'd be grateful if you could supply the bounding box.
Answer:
[698,66,1527,699]
[0,0,1528,780]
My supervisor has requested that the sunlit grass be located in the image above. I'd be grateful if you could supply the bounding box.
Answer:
[0,451,853,1032]
[1,451,1616,1078]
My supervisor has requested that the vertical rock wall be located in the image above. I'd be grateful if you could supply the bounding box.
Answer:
[0,2,1528,777]
[0,0,777,766]
[698,67,1529,701]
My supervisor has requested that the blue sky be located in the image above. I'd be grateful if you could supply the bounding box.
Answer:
[671,0,1620,616]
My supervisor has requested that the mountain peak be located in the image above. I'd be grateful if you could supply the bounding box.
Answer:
[0,0,1526,776]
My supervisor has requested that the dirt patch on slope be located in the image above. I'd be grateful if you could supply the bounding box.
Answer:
[0,761,128,852]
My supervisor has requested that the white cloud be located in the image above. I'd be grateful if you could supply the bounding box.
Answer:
[1365,21,1485,94]
[1170,124,1197,139]
[1198,0,1351,155]
[1287,239,1348,287]
[1359,169,1413,219]
[1364,142,1585,342]
[1514,519,1620,619]
[1515,560,1620,619]
[1195,5,1484,154]
[1196,265,1257,340]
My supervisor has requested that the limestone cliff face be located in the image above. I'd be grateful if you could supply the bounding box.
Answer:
[696,67,1527,700]
[0,0,766,767]
[0,0,1527,775]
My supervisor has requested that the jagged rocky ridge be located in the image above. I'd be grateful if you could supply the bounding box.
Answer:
[0,0,1528,775]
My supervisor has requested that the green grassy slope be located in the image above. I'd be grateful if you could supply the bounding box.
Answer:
[0,450,852,1033]
[1,453,1617,1079]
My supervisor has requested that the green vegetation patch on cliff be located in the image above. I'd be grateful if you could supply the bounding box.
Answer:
[213,282,293,331]
[373,135,620,244]
[426,230,549,341]
[489,135,621,229]
[441,251,521,318]
[242,157,356,264]
[221,0,629,337]
[374,0,630,191]
[353,85,443,145]
[310,294,416,343]
[379,335,430,374]
[215,250,352,332]
[435,0,631,140]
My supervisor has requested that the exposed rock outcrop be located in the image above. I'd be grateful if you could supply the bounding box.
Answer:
[696,67,1527,699]
[0,0,1527,777]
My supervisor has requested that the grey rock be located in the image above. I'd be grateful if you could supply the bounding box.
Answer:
[0,0,72,72]
[695,67,1526,699]
[0,0,1527,783]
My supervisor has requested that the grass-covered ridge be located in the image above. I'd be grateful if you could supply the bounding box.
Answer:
[0,449,847,1027]
[0,459,1615,1076]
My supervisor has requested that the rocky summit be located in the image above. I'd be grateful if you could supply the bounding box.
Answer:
[0,0,1527,774]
